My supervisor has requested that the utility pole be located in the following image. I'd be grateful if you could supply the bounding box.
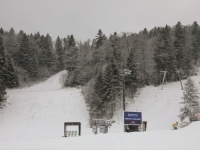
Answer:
[176,70,184,90]
[119,69,131,111]
[160,71,167,90]
[123,73,125,111]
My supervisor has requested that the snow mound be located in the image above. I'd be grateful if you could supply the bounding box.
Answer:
[180,121,200,132]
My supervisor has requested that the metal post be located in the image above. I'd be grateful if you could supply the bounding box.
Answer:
[160,71,167,90]
[64,123,66,137]
[79,123,81,136]
[123,74,125,111]
[177,71,184,90]
[119,69,131,111]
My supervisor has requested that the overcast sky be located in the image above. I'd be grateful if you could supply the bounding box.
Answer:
[1,0,200,41]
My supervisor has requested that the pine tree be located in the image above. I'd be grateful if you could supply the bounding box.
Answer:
[95,29,106,49]
[197,30,200,58]
[93,72,105,117]
[39,34,53,70]
[0,36,6,101]
[192,21,199,36]
[33,32,41,46]
[179,78,199,121]
[63,36,69,53]
[127,49,139,96]
[16,30,24,44]
[149,27,158,37]
[39,35,45,49]
[0,28,4,35]
[4,28,19,65]
[27,34,40,79]
[164,25,177,81]
[9,28,15,36]
[137,31,154,85]
[191,22,200,65]
[90,34,122,118]
[143,28,148,35]
[74,40,92,85]
[55,36,64,71]
[109,32,121,64]
[154,28,165,72]
[46,34,54,71]
[68,35,76,47]
[65,35,78,72]
[4,55,19,88]
[29,55,39,79]
[101,58,121,118]
[191,40,198,65]
[39,35,46,66]
[154,26,177,83]
[19,33,31,73]
[174,22,185,69]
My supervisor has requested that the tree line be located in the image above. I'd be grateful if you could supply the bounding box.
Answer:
[64,21,200,121]
[0,28,77,105]
[0,21,200,122]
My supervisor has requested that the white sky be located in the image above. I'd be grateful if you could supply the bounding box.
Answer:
[1,0,200,41]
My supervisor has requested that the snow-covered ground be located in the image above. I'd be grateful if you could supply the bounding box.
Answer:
[0,70,200,149]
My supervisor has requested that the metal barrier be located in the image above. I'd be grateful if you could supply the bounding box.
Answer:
[63,122,81,137]
[64,131,79,137]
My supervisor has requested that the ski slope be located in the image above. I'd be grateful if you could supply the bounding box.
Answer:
[0,71,91,141]
[0,70,200,149]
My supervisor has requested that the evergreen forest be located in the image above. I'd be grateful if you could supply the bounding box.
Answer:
[0,21,200,121]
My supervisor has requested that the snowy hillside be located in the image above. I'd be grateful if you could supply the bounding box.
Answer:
[0,70,200,149]
[0,71,91,141]
[109,75,200,133]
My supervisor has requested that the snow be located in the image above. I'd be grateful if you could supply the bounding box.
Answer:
[0,70,200,149]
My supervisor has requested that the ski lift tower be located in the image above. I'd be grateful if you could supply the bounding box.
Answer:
[176,69,184,90]
[160,71,167,90]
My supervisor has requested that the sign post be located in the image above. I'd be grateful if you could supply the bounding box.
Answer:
[123,111,142,132]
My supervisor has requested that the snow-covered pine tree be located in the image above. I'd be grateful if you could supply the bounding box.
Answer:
[55,36,64,71]
[4,55,19,88]
[0,36,6,102]
[179,77,199,121]
[65,35,78,72]
[37,34,53,75]
[0,28,4,35]
[174,21,185,69]
[154,26,177,83]
[29,56,39,79]
[101,58,121,118]
[19,33,31,72]
[95,29,106,49]
[127,49,139,97]
[191,22,200,65]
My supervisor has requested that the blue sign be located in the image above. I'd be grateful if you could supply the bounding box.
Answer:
[124,111,142,125]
